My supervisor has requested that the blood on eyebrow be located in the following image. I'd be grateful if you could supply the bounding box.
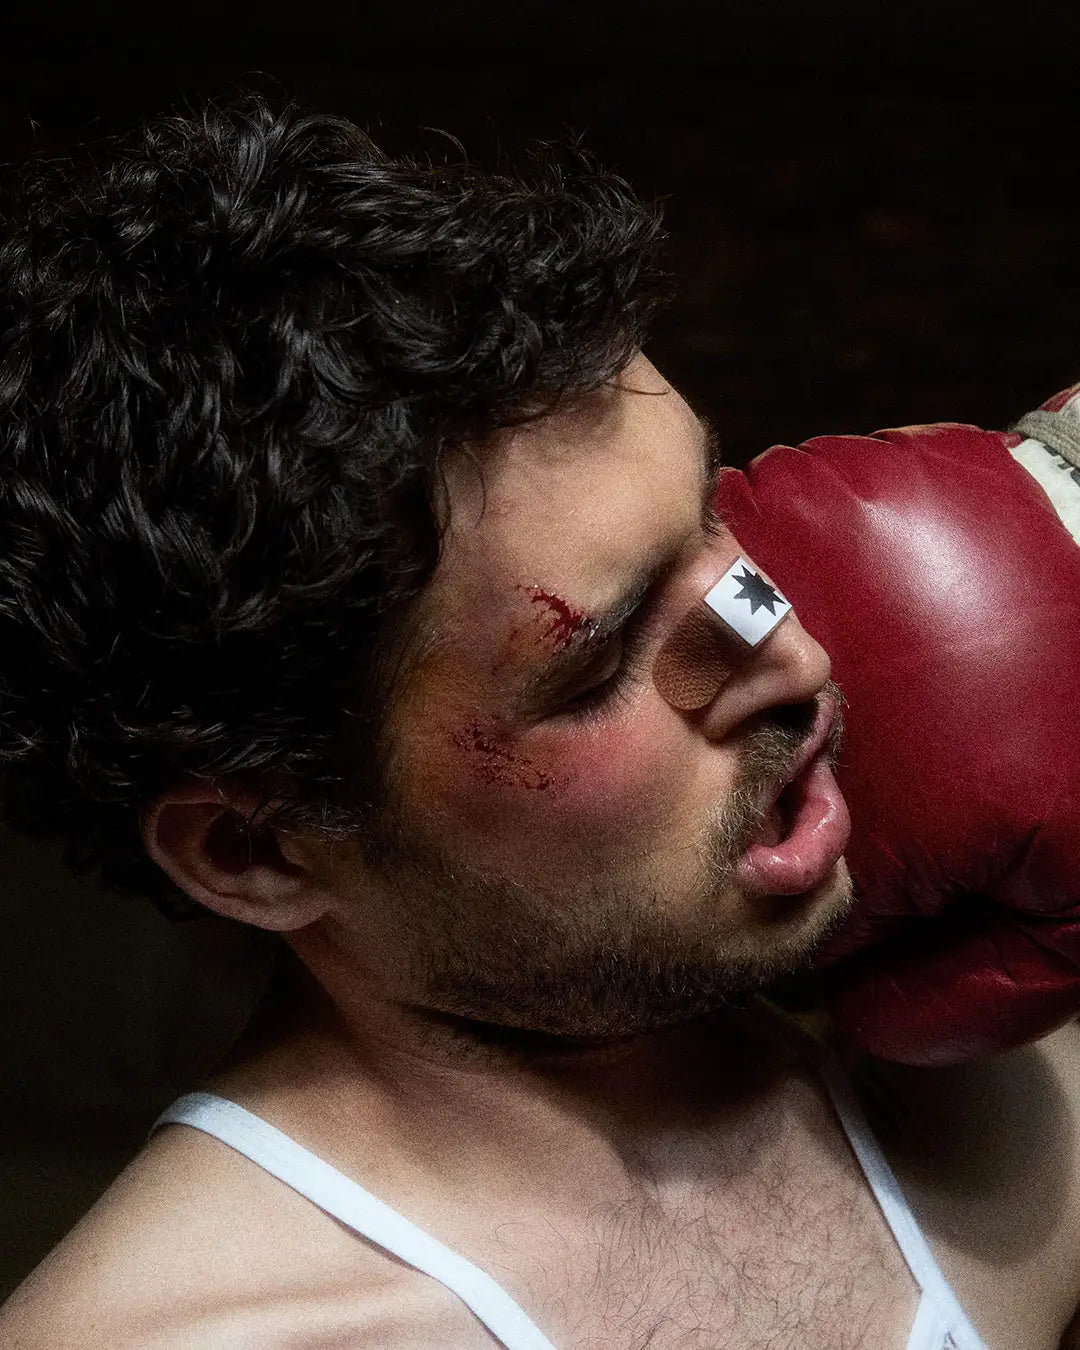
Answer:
[509,418,722,704]
[510,572,662,716]
[522,587,596,653]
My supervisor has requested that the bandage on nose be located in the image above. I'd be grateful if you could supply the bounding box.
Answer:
[653,557,794,711]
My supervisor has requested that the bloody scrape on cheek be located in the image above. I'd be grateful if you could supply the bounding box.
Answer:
[449,716,567,792]
[433,604,682,856]
[445,585,597,796]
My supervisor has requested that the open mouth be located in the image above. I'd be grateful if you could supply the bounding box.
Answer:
[736,751,851,899]
[755,779,800,848]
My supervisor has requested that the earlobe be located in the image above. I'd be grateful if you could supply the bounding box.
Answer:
[140,789,334,933]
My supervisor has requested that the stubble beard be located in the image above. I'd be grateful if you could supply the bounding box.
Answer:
[372,688,853,1040]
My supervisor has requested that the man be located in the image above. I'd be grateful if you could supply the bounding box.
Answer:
[1,91,1079,1349]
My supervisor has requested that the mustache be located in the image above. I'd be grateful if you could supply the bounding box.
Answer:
[704,679,846,878]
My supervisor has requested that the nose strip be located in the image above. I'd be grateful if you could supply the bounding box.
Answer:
[654,607,735,709]
[653,557,794,711]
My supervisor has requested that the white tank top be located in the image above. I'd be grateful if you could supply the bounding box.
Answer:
[153,1054,988,1350]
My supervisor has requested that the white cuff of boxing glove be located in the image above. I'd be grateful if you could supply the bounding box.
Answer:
[1007,422,1080,546]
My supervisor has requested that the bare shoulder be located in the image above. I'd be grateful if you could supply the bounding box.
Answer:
[858,1019,1080,1350]
[0,1121,489,1350]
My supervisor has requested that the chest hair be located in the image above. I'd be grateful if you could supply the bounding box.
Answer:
[490,1108,918,1350]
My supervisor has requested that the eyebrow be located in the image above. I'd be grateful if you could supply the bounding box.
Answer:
[516,410,724,711]
[699,412,725,502]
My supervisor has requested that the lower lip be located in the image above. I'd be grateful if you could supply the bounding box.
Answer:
[734,753,851,899]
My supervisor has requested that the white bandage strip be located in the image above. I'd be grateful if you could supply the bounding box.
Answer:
[703,557,792,647]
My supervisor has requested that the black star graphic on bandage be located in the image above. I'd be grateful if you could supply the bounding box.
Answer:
[731,566,784,615]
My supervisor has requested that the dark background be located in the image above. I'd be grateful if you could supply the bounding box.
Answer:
[4,0,1080,1298]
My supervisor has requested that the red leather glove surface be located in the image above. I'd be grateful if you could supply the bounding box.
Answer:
[716,407,1080,1064]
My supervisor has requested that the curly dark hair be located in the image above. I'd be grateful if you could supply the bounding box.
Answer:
[0,90,670,917]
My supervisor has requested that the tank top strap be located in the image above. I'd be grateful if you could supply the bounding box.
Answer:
[152,1092,557,1350]
[811,1049,988,1350]
[154,1024,990,1350]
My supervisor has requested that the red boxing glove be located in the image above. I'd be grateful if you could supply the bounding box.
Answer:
[716,389,1080,1064]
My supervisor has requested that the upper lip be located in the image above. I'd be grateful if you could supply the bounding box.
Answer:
[756,692,839,817]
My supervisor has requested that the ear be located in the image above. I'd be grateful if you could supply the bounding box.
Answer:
[139,778,335,932]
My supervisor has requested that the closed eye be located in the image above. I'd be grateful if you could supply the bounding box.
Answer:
[703,501,729,541]
[560,617,656,723]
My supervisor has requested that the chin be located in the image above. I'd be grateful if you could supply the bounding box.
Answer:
[757,859,855,960]
[708,858,854,983]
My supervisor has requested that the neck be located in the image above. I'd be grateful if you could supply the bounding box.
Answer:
[217,934,808,1167]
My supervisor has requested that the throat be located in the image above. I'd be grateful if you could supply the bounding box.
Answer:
[400,1001,665,1069]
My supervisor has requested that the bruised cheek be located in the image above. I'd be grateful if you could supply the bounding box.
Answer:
[546,709,682,836]
[441,701,683,849]
[411,587,681,846]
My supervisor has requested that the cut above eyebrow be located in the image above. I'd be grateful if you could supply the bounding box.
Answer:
[516,568,663,710]
[516,416,724,712]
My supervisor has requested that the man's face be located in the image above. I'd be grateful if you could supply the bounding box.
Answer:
[340,355,852,1036]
